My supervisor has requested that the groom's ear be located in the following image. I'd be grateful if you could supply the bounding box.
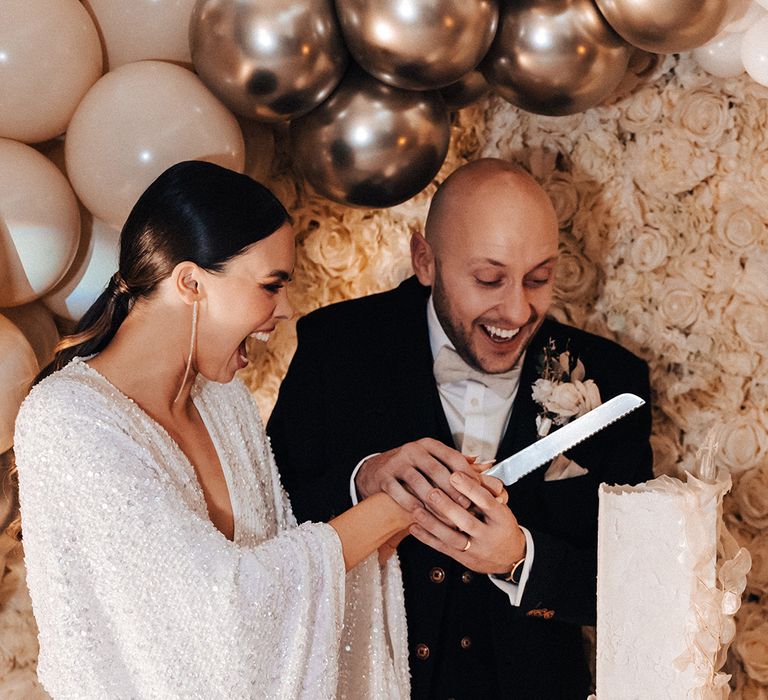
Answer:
[411,233,435,287]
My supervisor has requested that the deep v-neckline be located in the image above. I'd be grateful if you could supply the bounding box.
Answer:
[76,358,238,542]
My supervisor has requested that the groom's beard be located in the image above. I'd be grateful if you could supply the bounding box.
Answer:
[432,271,544,375]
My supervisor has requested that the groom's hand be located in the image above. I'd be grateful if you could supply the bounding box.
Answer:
[355,438,480,512]
[409,471,525,575]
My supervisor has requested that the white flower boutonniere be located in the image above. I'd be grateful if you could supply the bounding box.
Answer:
[532,339,602,438]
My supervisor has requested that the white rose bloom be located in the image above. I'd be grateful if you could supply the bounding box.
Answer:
[719,415,768,475]
[671,88,732,146]
[714,201,765,251]
[732,465,768,527]
[658,279,703,329]
[629,228,672,271]
[618,84,663,133]
[629,129,717,197]
[746,531,768,597]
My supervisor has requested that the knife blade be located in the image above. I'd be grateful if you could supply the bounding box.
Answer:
[482,393,645,486]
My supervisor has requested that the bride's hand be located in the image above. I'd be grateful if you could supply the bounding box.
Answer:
[466,457,509,506]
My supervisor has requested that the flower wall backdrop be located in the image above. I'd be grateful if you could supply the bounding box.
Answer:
[239,54,768,696]
[1,53,767,696]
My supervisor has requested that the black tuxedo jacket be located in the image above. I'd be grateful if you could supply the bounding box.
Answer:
[268,276,653,699]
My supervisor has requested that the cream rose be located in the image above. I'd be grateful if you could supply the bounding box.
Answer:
[728,300,768,351]
[714,201,764,251]
[734,255,768,302]
[618,84,663,132]
[718,415,768,475]
[555,247,598,302]
[658,279,703,329]
[535,379,601,420]
[736,621,768,684]
[732,466,768,529]
[545,171,579,227]
[629,228,671,271]
[671,88,731,146]
[746,531,768,597]
[732,678,768,700]
[629,130,717,196]
[301,225,363,277]
[572,129,621,179]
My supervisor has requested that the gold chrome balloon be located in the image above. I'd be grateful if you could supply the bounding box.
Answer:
[440,70,491,111]
[335,0,498,90]
[594,0,727,53]
[481,0,631,116]
[190,0,347,122]
[290,66,450,208]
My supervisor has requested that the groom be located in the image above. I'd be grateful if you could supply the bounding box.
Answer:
[268,159,653,698]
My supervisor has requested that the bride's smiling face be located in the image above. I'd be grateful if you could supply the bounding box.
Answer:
[196,223,295,383]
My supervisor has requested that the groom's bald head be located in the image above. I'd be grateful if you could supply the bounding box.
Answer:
[411,158,559,373]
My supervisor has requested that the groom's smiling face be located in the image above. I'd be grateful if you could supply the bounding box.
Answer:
[413,160,559,375]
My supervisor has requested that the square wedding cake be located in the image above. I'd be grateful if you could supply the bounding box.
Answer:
[594,471,750,699]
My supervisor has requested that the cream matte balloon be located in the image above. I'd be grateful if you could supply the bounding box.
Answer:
[81,0,197,69]
[65,61,245,229]
[190,0,348,121]
[290,66,450,208]
[0,139,80,307]
[0,0,102,144]
[0,303,59,369]
[481,0,631,116]
[335,0,498,90]
[741,16,768,85]
[44,217,120,322]
[440,70,492,111]
[693,31,745,78]
[594,0,727,53]
[0,314,38,453]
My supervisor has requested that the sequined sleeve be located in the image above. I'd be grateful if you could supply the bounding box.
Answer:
[15,375,346,700]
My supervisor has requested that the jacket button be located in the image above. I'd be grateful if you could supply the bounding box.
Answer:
[460,636,472,649]
[429,567,445,583]
[461,571,473,584]
[415,643,430,660]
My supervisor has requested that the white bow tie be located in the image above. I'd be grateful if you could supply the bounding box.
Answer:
[432,346,522,400]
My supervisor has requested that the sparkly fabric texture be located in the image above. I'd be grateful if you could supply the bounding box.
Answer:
[15,359,409,699]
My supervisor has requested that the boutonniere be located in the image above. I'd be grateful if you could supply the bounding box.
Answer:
[531,339,602,438]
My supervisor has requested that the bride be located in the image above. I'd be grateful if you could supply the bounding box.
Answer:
[13,161,441,698]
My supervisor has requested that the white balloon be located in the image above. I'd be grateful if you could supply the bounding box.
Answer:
[0,302,59,369]
[0,138,81,307]
[44,217,121,322]
[693,31,745,77]
[742,16,768,85]
[724,0,765,33]
[0,314,38,453]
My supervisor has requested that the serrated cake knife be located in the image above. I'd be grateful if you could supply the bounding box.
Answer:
[482,393,645,486]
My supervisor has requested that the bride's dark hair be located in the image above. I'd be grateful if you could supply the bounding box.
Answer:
[44,160,289,377]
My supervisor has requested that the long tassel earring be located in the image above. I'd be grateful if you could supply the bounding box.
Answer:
[173,300,198,403]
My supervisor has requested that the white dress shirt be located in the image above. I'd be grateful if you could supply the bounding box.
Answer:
[350,295,534,606]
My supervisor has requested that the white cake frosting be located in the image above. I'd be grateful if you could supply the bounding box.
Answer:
[594,471,750,700]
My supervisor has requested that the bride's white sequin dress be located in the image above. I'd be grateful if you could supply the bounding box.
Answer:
[15,359,409,699]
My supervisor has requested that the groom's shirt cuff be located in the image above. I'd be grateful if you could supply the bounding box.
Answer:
[349,453,380,505]
[487,526,534,607]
